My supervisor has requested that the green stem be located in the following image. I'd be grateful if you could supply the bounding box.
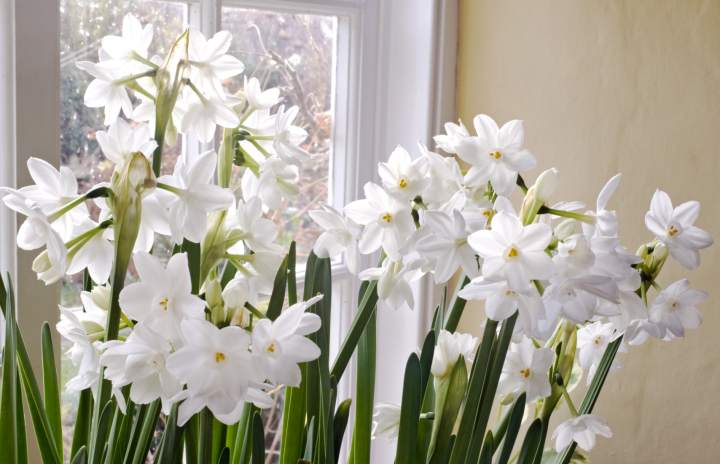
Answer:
[47,195,88,222]
[113,70,156,87]
[156,182,184,196]
[131,52,159,70]
[561,385,579,417]
[244,302,266,320]
[538,207,595,224]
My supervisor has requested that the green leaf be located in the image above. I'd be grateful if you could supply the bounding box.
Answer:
[395,353,422,464]
[90,402,114,464]
[427,358,468,464]
[348,308,376,464]
[332,399,352,463]
[478,431,494,464]
[418,331,435,399]
[0,274,22,464]
[330,280,378,382]
[71,446,88,464]
[304,416,316,461]
[443,275,470,333]
[155,403,182,464]
[71,389,94,458]
[41,321,63,459]
[211,419,227,464]
[517,419,543,464]
[217,447,230,464]
[130,400,161,464]
[234,403,257,464]
[555,337,622,464]
[251,412,265,464]
[287,241,298,305]
[447,319,498,464]
[497,393,527,464]
[311,257,333,464]
[265,252,288,321]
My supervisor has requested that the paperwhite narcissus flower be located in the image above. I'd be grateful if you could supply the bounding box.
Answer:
[309,205,361,274]
[455,114,536,195]
[378,146,429,200]
[101,322,182,414]
[100,14,153,67]
[552,414,612,452]
[468,211,553,289]
[416,210,478,284]
[577,321,620,383]
[649,279,707,339]
[57,307,102,393]
[222,275,261,326]
[645,190,713,269]
[345,182,415,259]
[433,120,470,154]
[65,219,113,284]
[187,29,245,96]
[167,319,260,426]
[252,295,323,386]
[75,60,134,126]
[241,157,299,210]
[499,337,554,402]
[431,330,478,379]
[359,258,423,310]
[226,197,281,253]
[372,403,401,440]
[119,252,205,342]
[180,92,240,143]
[244,77,280,110]
[272,106,310,164]
[156,151,234,243]
[96,119,157,167]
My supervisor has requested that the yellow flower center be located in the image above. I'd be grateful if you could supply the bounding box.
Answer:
[159,297,169,311]
[482,209,493,218]
[489,151,502,160]
[266,342,277,353]
[382,212,393,223]
[520,368,531,379]
[667,224,680,237]
[214,352,226,363]
[504,289,517,297]
[398,178,408,189]
[671,301,680,310]
[593,336,602,345]
[506,246,519,258]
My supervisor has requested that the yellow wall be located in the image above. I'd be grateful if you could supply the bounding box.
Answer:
[456,1,720,462]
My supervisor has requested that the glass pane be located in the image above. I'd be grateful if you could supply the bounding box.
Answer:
[59,0,188,454]
[221,7,338,263]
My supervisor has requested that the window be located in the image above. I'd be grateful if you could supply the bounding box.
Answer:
[4,0,454,461]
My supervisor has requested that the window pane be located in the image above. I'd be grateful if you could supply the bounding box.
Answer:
[59,0,187,454]
[221,7,338,263]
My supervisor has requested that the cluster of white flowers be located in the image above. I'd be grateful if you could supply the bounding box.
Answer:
[327,116,712,452]
[1,15,325,425]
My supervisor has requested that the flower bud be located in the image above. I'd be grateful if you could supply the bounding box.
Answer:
[32,249,65,285]
[520,168,559,225]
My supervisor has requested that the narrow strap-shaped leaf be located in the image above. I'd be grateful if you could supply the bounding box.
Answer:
[332,399,352,463]
[418,331,436,398]
[216,447,229,464]
[304,417,317,461]
[443,275,470,333]
[184,414,199,464]
[348,309,376,464]
[0,274,21,464]
[220,259,237,287]
[496,393,527,464]
[478,431,493,464]
[330,280,378,381]
[182,239,202,294]
[427,359,468,464]
[131,400,161,464]
[287,241,298,305]
[265,252,288,321]
[211,419,227,464]
[312,257,333,464]
[251,412,265,464]
[122,403,148,464]
[90,402,115,464]
[395,353,422,464]
[447,319,498,464]
[71,389,94,458]
[15,376,28,464]
[71,446,88,464]
[234,403,257,464]
[464,313,517,462]
[555,337,622,464]
[517,419,543,464]
[41,322,63,459]
[111,401,136,463]
[154,403,182,464]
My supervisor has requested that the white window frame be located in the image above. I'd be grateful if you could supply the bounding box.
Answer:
[2,0,456,460]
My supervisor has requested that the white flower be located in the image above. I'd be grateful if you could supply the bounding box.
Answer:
[75,60,133,125]
[345,182,416,259]
[65,219,114,284]
[552,414,612,452]
[645,190,713,269]
[187,29,245,96]
[378,146,429,200]
[244,77,280,110]
[431,329,478,379]
[455,114,536,195]
[649,279,707,339]
[309,205,361,273]
[359,258,423,310]
[226,197,280,253]
[96,119,157,167]
[101,322,182,414]
[416,210,478,283]
[119,252,205,342]
[222,275,262,326]
[499,337,554,402]
[241,157,299,210]
[420,146,465,209]
[372,403,401,440]
[272,106,310,164]
[577,321,619,383]
[57,307,102,393]
[14,157,87,239]
[252,296,322,386]
[433,120,470,154]
[468,211,553,289]
[167,319,260,425]
[543,275,618,324]
[157,152,234,243]
[100,14,153,67]
[179,92,240,143]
